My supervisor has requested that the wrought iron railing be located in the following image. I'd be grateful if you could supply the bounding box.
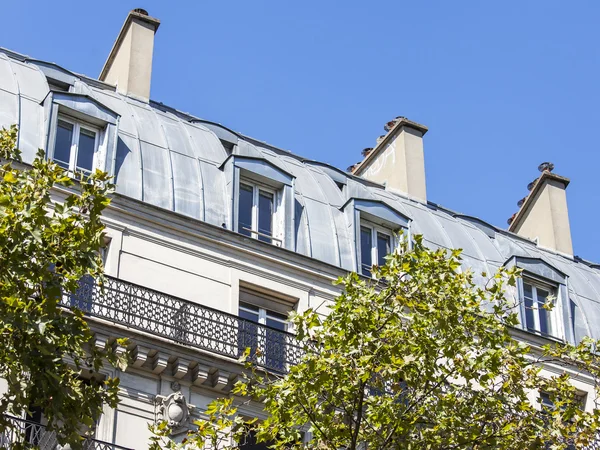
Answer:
[0,415,132,450]
[61,275,304,373]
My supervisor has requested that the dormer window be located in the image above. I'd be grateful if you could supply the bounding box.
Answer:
[522,279,556,336]
[43,92,120,179]
[53,116,99,175]
[341,198,411,278]
[223,155,295,249]
[238,181,279,245]
[360,222,393,277]
[505,256,568,341]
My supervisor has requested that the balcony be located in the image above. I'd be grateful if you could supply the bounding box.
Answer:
[0,415,133,450]
[61,275,304,373]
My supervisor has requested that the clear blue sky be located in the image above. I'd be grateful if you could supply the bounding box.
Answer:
[2,1,599,260]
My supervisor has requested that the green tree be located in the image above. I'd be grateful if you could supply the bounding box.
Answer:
[152,236,600,450]
[0,125,126,447]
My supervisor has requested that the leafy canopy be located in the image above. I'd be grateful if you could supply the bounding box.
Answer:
[153,235,600,450]
[0,125,125,447]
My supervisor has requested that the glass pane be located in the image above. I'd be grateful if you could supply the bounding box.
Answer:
[266,317,287,331]
[76,127,96,173]
[238,302,260,361]
[237,318,258,362]
[241,430,272,450]
[376,233,391,267]
[524,295,535,331]
[258,190,273,243]
[238,184,253,237]
[538,307,551,335]
[266,309,288,321]
[265,326,286,372]
[523,282,533,299]
[239,301,259,312]
[70,274,95,312]
[239,308,259,323]
[537,288,551,335]
[360,226,372,276]
[54,120,73,169]
[540,392,554,410]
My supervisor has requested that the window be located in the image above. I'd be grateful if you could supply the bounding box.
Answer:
[360,222,393,277]
[540,391,587,412]
[24,378,99,446]
[237,287,295,372]
[239,424,302,449]
[239,428,273,450]
[238,181,279,245]
[53,116,100,175]
[522,280,556,336]
[69,242,109,313]
[238,301,288,371]
[226,156,295,250]
[539,391,585,450]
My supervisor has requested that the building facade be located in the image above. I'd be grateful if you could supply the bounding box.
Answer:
[0,8,599,450]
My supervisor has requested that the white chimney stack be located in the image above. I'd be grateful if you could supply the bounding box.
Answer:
[352,117,428,203]
[508,163,574,256]
[99,8,160,102]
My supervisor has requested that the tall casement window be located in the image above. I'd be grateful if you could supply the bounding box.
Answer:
[237,287,295,372]
[53,116,100,175]
[522,279,556,336]
[238,181,278,245]
[360,223,393,277]
[238,302,288,371]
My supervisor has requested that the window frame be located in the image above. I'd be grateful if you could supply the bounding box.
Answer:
[521,277,559,338]
[358,219,396,277]
[539,390,587,412]
[237,179,281,246]
[53,114,101,175]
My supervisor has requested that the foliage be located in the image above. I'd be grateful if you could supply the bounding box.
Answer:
[0,125,126,447]
[151,234,600,450]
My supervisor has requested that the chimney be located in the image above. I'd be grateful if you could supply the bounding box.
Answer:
[508,163,573,255]
[99,8,160,101]
[352,117,428,203]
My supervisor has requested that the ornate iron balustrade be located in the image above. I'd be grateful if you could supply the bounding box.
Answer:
[0,415,132,450]
[61,275,304,373]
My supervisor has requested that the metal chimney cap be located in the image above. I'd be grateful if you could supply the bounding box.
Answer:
[538,162,554,173]
[132,8,149,15]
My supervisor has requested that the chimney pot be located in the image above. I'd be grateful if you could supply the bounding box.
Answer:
[527,179,537,191]
[384,121,395,132]
[132,8,149,15]
[361,147,373,158]
[538,161,555,173]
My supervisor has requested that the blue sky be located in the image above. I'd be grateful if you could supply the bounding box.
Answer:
[2,1,599,260]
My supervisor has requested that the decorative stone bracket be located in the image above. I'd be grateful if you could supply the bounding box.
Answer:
[154,392,195,434]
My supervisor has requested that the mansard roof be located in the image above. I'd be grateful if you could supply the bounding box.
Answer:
[1,47,599,343]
